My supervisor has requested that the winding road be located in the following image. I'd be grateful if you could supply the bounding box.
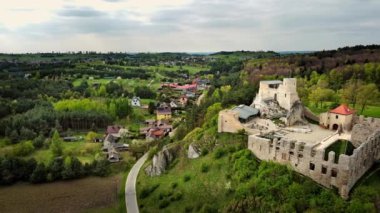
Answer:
[125,153,148,213]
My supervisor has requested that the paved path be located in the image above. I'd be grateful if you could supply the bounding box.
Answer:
[125,153,148,213]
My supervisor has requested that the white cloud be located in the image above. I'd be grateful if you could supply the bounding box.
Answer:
[0,0,379,52]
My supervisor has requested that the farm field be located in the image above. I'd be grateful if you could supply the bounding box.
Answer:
[0,175,121,213]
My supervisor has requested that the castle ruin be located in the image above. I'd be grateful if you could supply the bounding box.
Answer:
[218,78,380,199]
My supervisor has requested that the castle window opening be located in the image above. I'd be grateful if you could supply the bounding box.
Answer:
[298,154,303,158]
[289,151,294,155]
[282,153,287,160]
[336,115,339,119]
[309,163,315,170]
[331,169,338,177]
[290,142,295,149]
[322,166,327,174]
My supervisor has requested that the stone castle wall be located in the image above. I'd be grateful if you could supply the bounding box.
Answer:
[218,110,244,133]
[253,78,299,111]
[248,122,380,199]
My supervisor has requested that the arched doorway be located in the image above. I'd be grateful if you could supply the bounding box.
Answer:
[332,124,339,130]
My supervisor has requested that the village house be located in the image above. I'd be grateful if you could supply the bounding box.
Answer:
[156,106,172,120]
[179,95,188,106]
[140,120,173,140]
[131,96,141,107]
[102,126,130,162]
[169,100,179,108]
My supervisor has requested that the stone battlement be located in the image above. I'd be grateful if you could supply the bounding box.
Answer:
[248,126,380,199]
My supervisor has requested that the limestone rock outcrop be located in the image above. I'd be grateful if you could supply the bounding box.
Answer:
[187,143,200,159]
[145,146,177,176]
[286,101,307,126]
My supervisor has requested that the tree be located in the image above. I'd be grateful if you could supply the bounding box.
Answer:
[340,79,363,107]
[13,141,35,157]
[98,85,107,97]
[357,83,379,113]
[32,134,45,148]
[9,130,19,144]
[134,86,156,99]
[309,87,336,108]
[148,102,155,114]
[50,130,63,156]
[48,157,64,180]
[85,131,98,142]
[30,163,47,183]
[20,127,37,140]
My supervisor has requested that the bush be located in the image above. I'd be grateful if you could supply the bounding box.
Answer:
[170,192,183,201]
[13,141,35,156]
[185,206,194,213]
[139,183,160,199]
[32,135,45,148]
[201,163,210,173]
[158,199,170,209]
[201,148,209,156]
[214,147,226,159]
[183,174,191,182]
[171,182,178,189]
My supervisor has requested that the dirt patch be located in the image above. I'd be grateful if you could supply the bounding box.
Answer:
[0,175,121,213]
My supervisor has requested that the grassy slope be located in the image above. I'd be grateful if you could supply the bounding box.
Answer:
[137,152,230,212]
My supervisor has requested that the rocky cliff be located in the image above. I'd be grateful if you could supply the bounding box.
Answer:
[145,145,179,176]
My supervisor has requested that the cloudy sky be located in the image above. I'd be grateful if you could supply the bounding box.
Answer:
[0,0,379,53]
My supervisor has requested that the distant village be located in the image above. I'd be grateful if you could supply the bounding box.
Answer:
[99,77,210,162]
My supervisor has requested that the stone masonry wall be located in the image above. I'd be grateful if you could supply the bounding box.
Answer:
[248,127,380,199]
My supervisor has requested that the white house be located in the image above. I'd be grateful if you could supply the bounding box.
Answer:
[131,97,141,107]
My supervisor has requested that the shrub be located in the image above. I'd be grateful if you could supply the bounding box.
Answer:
[32,135,45,148]
[140,183,160,199]
[170,192,183,201]
[201,163,210,173]
[201,148,209,156]
[183,174,191,182]
[200,203,218,213]
[213,147,226,159]
[158,199,170,209]
[13,141,35,156]
[171,182,178,189]
[185,206,194,213]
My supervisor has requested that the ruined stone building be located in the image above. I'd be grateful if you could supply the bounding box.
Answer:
[252,78,299,111]
[248,116,380,199]
[218,77,380,199]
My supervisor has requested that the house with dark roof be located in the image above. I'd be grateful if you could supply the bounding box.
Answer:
[232,105,259,123]
[156,106,172,120]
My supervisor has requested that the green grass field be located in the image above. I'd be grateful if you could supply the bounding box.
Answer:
[307,102,380,118]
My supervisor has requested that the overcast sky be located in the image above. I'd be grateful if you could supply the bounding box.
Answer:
[0,0,379,53]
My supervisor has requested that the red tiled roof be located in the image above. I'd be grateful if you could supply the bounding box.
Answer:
[107,125,121,134]
[330,104,354,115]
[176,84,197,90]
